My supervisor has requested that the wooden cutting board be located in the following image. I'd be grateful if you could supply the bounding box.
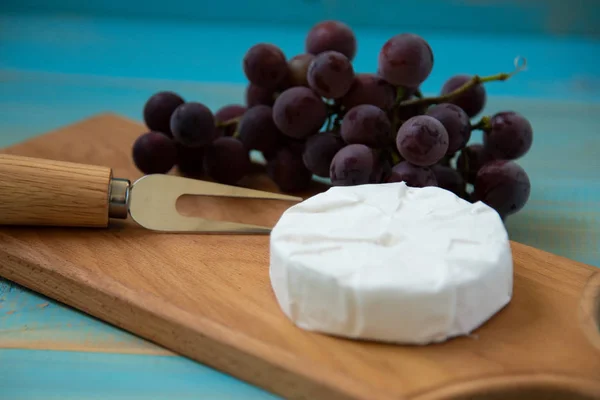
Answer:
[1,113,599,400]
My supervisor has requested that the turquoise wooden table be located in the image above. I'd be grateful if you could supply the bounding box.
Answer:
[1,2,600,398]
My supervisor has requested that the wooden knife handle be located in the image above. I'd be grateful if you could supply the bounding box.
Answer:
[0,154,127,227]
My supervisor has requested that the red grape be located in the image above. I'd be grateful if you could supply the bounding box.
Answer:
[302,131,345,177]
[426,103,471,154]
[215,104,246,137]
[396,115,449,166]
[143,91,184,137]
[203,137,250,185]
[245,84,275,107]
[456,143,494,184]
[386,161,437,188]
[329,144,376,186]
[307,51,354,99]
[341,73,396,111]
[474,160,531,218]
[132,131,178,174]
[371,154,393,184]
[305,20,357,61]
[378,33,434,88]
[288,54,315,87]
[238,105,282,154]
[272,87,327,139]
[441,75,486,117]
[267,147,313,192]
[282,136,307,155]
[175,143,205,178]
[170,102,217,147]
[341,104,392,148]
[243,43,288,90]
[430,164,465,196]
[483,111,533,160]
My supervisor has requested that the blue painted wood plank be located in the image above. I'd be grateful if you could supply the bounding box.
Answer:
[0,14,599,104]
[0,349,279,399]
[0,280,168,354]
[0,11,599,400]
[2,0,599,37]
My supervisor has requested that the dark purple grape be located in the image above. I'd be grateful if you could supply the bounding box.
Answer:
[386,161,437,188]
[203,137,250,185]
[281,136,307,156]
[175,143,205,178]
[243,43,288,90]
[474,160,531,217]
[341,105,392,148]
[215,104,246,137]
[329,144,376,186]
[378,33,434,88]
[288,54,315,87]
[340,73,396,111]
[272,87,328,139]
[456,143,494,184]
[371,154,393,183]
[430,164,465,196]
[302,131,345,177]
[396,115,449,167]
[267,147,313,192]
[245,84,275,107]
[483,111,533,160]
[426,103,471,154]
[170,102,217,147]
[307,51,354,99]
[143,91,185,137]
[238,105,282,154]
[441,75,486,117]
[305,20,357,61]
[132,131,178,174]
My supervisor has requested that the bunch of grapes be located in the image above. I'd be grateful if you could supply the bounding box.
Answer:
[132,20,533,220]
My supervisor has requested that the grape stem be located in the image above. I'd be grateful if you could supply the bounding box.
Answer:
[470,116,492,131]
[389,149,402,165]
[216,116,242,128]
[394,87,406,107]
[398,56,527,108]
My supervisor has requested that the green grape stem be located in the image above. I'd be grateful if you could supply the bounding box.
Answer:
[470,116,492,131]
[398,56,527,109]
[394,87,406,107]
[215,116,242,128]
[390,149,402,165]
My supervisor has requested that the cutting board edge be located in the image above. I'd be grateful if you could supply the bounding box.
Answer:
[580,271,600,353]
[410,372,600,400]
[509,240,598,272]
[4,112,131,147]
[0,245,397,400]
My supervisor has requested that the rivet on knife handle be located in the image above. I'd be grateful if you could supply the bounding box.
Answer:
[0,154,302,233]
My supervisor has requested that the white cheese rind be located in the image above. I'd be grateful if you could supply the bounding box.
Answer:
[269,182,513,344]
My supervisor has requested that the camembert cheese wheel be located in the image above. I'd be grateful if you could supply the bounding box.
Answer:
[269,182,513,344]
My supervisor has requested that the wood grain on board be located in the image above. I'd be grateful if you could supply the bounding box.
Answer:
[0,114,599,400]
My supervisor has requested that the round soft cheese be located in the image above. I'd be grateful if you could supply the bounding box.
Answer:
[269,182,513,344]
